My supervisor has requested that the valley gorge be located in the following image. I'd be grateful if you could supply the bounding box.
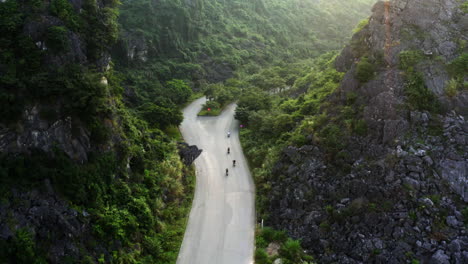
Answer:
[0,0,466,263]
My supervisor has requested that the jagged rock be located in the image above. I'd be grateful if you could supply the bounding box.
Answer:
[266,242,281,257]
[273,258,283,264]
[423,156,434,166]
[0,182,94,263]
[177,142,202,166]
[439,160,468,202]
[264,2,468,263]
[0,105,91,162]
[446,216,462,228]
[448,239,462,253]
[429,250,450,264]
[119,30,149,62]
[453,251,468,264]
[403,177,420,190]
[0,224,13,240]
[419,197,434,207]
[396,146,408,158]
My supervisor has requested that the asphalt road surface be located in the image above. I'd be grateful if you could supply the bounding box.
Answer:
[177,97,255,264]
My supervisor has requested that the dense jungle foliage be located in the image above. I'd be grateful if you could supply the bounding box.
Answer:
[1,0,193,263]
[114,0,375,113]
[0,0,375,263]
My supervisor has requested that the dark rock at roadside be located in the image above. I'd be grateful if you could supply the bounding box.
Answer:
[177,142,202,166]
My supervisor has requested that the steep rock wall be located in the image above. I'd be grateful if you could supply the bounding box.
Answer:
[267,1,468,263]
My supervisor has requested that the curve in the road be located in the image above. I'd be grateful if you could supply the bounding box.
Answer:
[177,97,255,264]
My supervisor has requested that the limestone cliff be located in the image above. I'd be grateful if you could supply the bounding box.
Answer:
[266,1,468,263]
[0,0,119,162]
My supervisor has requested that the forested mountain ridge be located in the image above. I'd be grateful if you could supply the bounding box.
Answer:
[113,0,375,104]
[240,0,468,263]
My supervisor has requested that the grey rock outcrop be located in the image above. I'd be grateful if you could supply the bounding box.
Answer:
[0,180,96,263]
[266,1,468,263]
[120,30,149,63]
[336,0,468,121]
[0,105,91,162]
[267,112,468,262]
[0,0,116,160]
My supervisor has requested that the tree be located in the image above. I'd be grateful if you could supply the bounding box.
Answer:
[139,102,183,128]
[273,114,295,135]
[237,90,271,111]
[163,79,192,105]
[235,89,272,124]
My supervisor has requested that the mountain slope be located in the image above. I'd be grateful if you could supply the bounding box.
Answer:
[242,0,467,263]
[0,0,376,263]
[113,0,376,98]
[0,1,196,263]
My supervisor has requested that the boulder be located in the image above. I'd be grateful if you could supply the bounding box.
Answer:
[177,142,202,166]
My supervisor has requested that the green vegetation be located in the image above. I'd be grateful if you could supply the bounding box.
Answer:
[404,71,440,112]
[398,50,440,112]
[114,0,375,114]
[46,26,70,52]
[255,227,315,264]
[0,0,196,263]
[355,56,375,83]
[138,101,183,128]
[199,82,240,116]
[446,52,468,93]
[0,229,47,264]
[399,50,424,71]
[445,78,459,97]
[462,207,468,226]
[448,52,468,77]
[50,0,80,30]
[0,131,195,263]
[237,53,371,220]
[0,0,120,127]
[353,18,369,33]
[461,2,468,13]
[0,0,376,262]
[198,100,222,116]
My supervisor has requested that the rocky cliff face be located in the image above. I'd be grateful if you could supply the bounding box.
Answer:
[0,0,123,262]
[0,0,118,162]
[0,179,94,263]
[267,0,467,263]
[0,105,92,162]
[336,0,468,116]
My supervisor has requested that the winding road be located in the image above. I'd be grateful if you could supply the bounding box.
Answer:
[177,97,255,264]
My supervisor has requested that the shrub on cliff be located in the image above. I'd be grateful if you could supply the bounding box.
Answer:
[404,71,440,113]
[355,56,375,83]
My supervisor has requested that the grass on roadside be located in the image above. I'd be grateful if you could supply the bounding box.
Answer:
[164,125,183,141]
[198,107,223,116]
[255,226,315,264]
